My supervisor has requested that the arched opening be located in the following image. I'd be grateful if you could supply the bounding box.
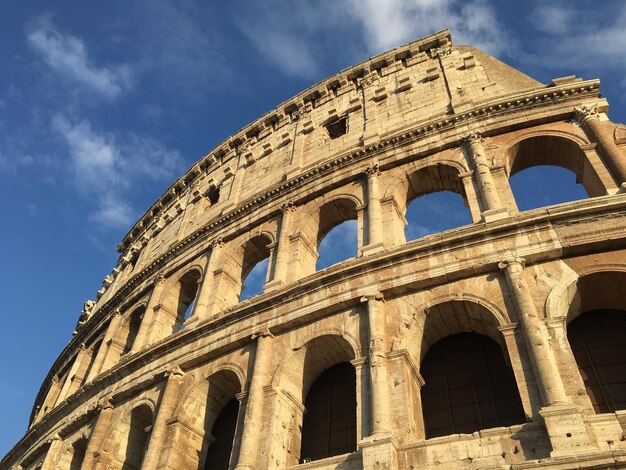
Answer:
[507,135,604,212]
[404,164,471,242]
[568,309,626,414]
[200,370,242,470]
[204,397,239,470]
[122,307,145,356]
[122,404,153,469]
[315,199,358,271]
[175,270,201,329]
[316,220,358,270]
[405,191,472,241]
[239,235,271,301]
[510,166,588,211]
[300,362,357,463]
[420,333,525,438]
[69,437,87,470]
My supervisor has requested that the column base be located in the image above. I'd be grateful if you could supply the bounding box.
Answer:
[359,434,399,469]
[263,279,284,292]
[539,403,597,457]
[481,207,509,223]
[361,243,385,256]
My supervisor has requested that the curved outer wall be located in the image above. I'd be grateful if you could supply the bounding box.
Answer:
[5,29,626,469]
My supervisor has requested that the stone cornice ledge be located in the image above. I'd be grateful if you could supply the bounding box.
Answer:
[22,195,626,449]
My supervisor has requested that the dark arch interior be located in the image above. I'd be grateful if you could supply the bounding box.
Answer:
[124,404,153,469]
[122,307,144,355]
[204,397,239,470]
[420,333,525,438]
[300,362,356,463]
[69,437,87,470]
[568,309,626,414]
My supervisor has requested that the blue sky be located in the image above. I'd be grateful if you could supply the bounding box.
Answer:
[1,0,626,457]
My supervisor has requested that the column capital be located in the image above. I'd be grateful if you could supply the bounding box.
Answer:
[364,162,381,178]
[279,201,297,214]
[462,132,483,146]
[574,104,601,124]
[251,329,274,340]
[112,307,122,318]
[154,274,167,286]
[360,292,385,303]
[48,433,61,444]
[165,366,184,379]
[98,399,114,411]
[210,237,225,250]
[498,256,525,272]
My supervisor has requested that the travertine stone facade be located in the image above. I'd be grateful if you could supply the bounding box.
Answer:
[4,29,626,469]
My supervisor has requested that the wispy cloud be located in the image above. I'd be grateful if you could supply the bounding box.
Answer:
[526,2,626,78]
[27,17,131,99]
[52,115,182,229]
[235,0,509,80]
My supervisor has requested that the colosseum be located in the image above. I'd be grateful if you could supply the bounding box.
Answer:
[4,28,626,469]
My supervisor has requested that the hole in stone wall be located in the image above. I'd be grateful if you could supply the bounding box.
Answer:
[325,117,347,139]
[206,185,220,205]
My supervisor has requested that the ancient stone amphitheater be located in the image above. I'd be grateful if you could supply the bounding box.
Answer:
[5,29,626,470]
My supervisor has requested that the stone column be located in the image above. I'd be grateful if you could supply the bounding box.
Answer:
[40,434,62,470]
[83,401,114,470]
[363,164,384,254]
[361,294,392,437]
[131,275,166,353]
[86,309,122,381]
[463,133,507,221]
[235,331,274,470]
[189,241,223,322]
[265,203,296,290]
[141,367,185,470]
[56,344,88,403]
[36,377,61,422]
[576,105,626,185]
[499,257,567,406]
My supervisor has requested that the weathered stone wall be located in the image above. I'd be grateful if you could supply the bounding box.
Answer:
[5,29,626,470]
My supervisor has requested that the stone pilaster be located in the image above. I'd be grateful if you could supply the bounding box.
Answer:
[40,434,61,470]
[576,105,626,185]
[83,400,114,470]
[361,294,392,437]
[499,257,594,455]
[141,367,185,470]
[190,239,222,321]
[235,331,274,470]
[463,133,508,221]
[362,164,384,255]
[265,203,296,290]
[132,275,166,353]
[56,344,88,403]
[86,309,122,381]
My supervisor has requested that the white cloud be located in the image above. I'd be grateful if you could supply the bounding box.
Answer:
[52,115,183,229]
[532,5,574,35]
[235,0,509,79]
[27,18,131,98]
[347,0,507,56]
[526,2,626,69]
